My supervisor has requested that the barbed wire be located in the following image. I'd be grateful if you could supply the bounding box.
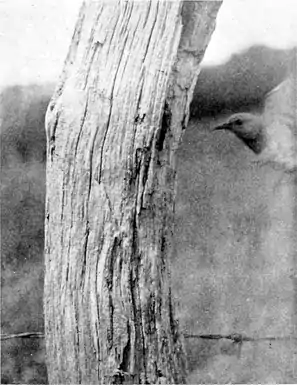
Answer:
[183,333,297,343]
[1,331,297,343]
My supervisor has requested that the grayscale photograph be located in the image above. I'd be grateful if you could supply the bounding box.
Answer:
[1,0,296,383]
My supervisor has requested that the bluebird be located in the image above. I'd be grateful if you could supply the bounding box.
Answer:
[213,76,296,173]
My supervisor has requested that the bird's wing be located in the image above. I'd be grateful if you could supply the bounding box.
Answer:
[262,75,297,170]
[263,76,296,130]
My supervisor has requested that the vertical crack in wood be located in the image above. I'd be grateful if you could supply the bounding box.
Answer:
[142,2,158,62]
[97,33,129,184]
[156,100,172,152]
[74,93,90,159]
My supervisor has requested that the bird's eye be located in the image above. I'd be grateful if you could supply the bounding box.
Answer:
[235,119,243,126]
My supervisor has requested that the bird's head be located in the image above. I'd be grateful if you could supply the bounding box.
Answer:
[213,112,263,140]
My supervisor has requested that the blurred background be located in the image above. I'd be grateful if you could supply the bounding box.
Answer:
[1,0,296,383]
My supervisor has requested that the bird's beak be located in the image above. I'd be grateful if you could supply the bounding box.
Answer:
[213,122,232,131]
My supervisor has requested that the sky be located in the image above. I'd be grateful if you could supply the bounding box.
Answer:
[0,0,297,87]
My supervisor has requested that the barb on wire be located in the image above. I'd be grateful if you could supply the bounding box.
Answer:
[1,332,44,341]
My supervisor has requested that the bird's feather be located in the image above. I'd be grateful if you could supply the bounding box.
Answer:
[261,75,297,171]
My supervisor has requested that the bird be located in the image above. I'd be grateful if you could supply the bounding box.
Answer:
[213,75,297,173]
